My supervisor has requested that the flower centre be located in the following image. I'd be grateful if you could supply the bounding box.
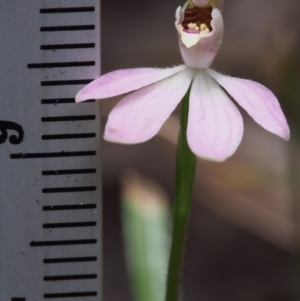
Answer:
[181,5,212,34]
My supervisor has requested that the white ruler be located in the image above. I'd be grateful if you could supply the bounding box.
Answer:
[0,0,101,300]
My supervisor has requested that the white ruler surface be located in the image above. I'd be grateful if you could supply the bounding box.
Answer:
[0,0,102,300]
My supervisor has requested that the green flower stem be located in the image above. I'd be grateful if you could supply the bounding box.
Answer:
[165,87,197,301]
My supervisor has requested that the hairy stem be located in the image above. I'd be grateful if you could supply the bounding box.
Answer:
[165,87,197,301]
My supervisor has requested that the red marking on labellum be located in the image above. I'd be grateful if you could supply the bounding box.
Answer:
[182,6,212,31]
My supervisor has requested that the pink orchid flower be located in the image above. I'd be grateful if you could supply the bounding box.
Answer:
[76,0,289,162]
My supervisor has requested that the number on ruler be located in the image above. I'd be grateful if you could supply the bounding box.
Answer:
[0,120,24,145]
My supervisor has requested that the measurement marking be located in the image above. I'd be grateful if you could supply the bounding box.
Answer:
[30,239,97,247]
[43,221,97,228]
[43,168,96,175]
[43,204,97,211]
[42,115,96,122]
[42,98,75,104]
[40,25,95,32]
[43,186,96,193]
[11,298,26,301]
[44,256,97,264]
[41,98,95,104]
[40,7,95,14]
[10,151,96,159]
[44,291,97,298]
[41,79,93,86]
[42,133,96,140]
[41,43,95,50]
[44,274,97,281]
[28,61,95,69]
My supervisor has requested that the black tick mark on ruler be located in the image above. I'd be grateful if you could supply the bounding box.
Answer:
[40,7,95,14]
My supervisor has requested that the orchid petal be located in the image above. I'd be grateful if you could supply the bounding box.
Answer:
[104,69,194,144]
[207,69,290,140]
[75,65,186,102]
[193,0,223,10]
[193,0,209,6]
[187,71,243,161]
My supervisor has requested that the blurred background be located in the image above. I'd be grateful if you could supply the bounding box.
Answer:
[100,0,300,300]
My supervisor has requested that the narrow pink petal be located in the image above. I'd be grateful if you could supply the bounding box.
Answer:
[192,0,223,10]
[187,71,243,161]
[193,0,209,6]
[207,69,290,140]
[75,65,186,102]
[104,68,194,144]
